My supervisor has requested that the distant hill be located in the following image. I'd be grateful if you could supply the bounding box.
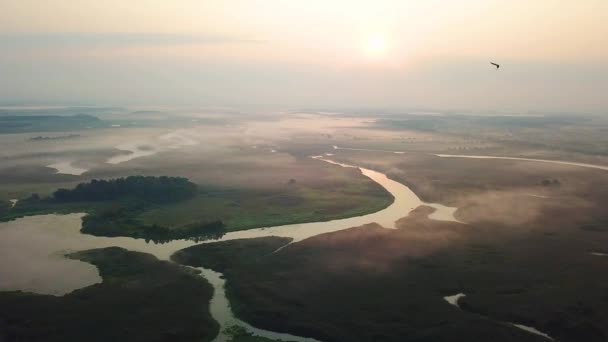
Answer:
[130,110,164,115]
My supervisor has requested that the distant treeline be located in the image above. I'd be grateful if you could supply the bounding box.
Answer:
[0,114,107,133]
[29,134,81,141]
[53,176,197,203]
[375,114,582,133]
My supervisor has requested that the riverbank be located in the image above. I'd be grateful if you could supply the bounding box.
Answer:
[0,247,219,342]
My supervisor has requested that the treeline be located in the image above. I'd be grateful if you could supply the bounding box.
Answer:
[29,134,81,141]
[2,176,225,242]
[0,114,106,133]
[81,205,225,243]
[53,176,197,203]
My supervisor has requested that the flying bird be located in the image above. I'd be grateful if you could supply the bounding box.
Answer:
[490,62,500,69]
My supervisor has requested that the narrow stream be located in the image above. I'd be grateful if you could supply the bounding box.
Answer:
[332,145,407,154]
[197,267,321,342]
[107,130,199,164]
[435,154,608,171]
[443,293,554,340]
[46,161,89,175]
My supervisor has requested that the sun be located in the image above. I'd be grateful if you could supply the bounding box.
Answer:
[364,35,388,57]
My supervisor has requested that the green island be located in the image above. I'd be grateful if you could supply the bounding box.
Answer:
[0,247,219,342]
[135,172,393,233]
[0,176,227,242]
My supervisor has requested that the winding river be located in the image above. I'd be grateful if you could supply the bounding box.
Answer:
[435,154,608,171]
[46,161,89,175]
[5,149,607,341]
[0,157,462,341]
[443,293,554,340]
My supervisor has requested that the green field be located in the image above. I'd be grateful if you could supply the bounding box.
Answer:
[1,162,393,240]
[139,183,392,232]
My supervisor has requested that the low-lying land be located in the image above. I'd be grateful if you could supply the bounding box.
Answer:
[138,176,391,232]
[328,149,607,212]
[172,236,292,271]
[0,176,226,242]
[0,247,219,342]
[283,112,608,166]
[1,164,392,241]
[0,118,394,239]
[174,201,608,342]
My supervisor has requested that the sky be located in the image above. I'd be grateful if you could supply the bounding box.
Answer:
[0,0,607,113]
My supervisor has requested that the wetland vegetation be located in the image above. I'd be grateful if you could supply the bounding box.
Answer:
[0,247,219,342]
[175,208,608,342]
[172,141,608,342]
[0,176,227,242]
[2,108,608,342]
[1,127,394,240]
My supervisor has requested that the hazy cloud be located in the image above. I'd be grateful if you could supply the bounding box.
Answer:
[0,32,263,48]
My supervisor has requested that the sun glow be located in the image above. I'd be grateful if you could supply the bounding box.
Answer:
[364,35,389,57]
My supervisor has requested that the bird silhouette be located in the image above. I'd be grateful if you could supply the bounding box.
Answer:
[490,62,500,69]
